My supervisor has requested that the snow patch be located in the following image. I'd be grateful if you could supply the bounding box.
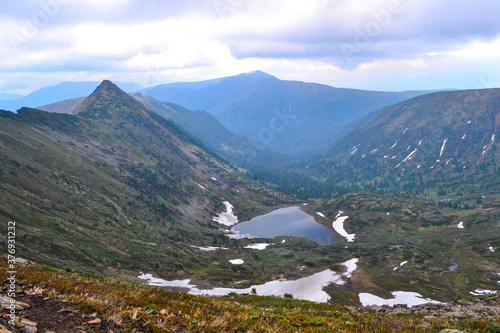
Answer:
[467,120,472,124]
[197,184,206,190]
[282,239,286,244]
[211,177,218,181]
[402,149,417,163]
[332,212,356,242]
[470,289,497,296]
[390,140,399,149]
[316,212,325,218]
[403,127,408,135]
[244,243,271,250]
[213,201,238,226]
[191,245,228,252]
[139,259,359,303]
[359,291,444,307]
[492,134,496,141]
[457,222,464,229]
[229,259,244,265]
[393,261,408,271]
[418,140,422,146]
[342,258,358,278]
[439,139,448,157]
[350,148,358,155]
[489,247,495,252]
[462,134,466,140]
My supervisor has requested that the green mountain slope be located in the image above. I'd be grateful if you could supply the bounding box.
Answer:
[321,89,500,194]
[0,80,288,277]
[140,71,438,155]
[256,89,499,199]
[39,93,292,169]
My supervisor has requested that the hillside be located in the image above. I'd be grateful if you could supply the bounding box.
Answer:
[1,258,498,332]
[38,93,292,170]
[256,89,500,199]
[321,89,500,194]
[0,81,288,277]
[139,71,437,155]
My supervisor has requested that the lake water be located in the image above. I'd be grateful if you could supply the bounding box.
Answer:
[232,206,334,245]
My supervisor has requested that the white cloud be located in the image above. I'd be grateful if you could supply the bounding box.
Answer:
[1,0,500,93]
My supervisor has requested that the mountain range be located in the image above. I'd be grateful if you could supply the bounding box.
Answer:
[0,75,498,308]
[139,71,439,155]
[0,80,286,274]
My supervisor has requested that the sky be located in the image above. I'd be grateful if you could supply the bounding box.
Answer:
[1,0,500,95]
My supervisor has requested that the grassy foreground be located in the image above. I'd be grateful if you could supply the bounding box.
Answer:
[4,259,499,332]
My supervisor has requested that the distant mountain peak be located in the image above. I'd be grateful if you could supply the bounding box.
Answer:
[238,70,276,79]
[74,80,149,120]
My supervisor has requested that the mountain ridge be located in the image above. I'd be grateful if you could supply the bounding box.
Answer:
[139,71,443,155]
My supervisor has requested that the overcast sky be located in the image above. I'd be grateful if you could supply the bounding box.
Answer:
[1,0,500,94]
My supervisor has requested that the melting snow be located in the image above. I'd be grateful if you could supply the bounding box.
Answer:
[402,149,418,163]
[417,165,421,169]
[403,127,408,135]
[439,139,448,157]
[467,120,472,124]
[393,261,408,271]
[282,239,286,243]
[371,148,378,153]
[229,259,244,265]
[351,148,358,155]
[139,259,359,303]
[457,222,464,229]
[316,212,325,218]
[332,212,356,242]
[244,243,271,250]
[197,184,206,190]
[213,201,239,226]
[492,135,496,141]
[489,247,495,252]
[211,177,218,181]
[462,134,466,140]
[359,292,444,307]
[418,140,422,146]
[191,245,228,252]
[394,261,408,270]
[470,289,497,296]
[390,140,399,149]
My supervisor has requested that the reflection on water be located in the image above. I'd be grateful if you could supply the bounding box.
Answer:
[232,206,334,245]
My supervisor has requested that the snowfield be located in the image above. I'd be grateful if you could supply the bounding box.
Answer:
[332,212,356,242]
[359,291,444,307]
[213,201,239,226]
[138,259,359,303]
[244,243,271,250]
[191,245,228,252]
[229,259,244,265]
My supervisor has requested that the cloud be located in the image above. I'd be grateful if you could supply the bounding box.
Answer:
[1,0,500,93]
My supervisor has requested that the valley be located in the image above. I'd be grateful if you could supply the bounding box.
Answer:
[0,77,498,332]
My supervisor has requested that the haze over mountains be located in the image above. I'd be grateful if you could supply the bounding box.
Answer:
[139,71,439,154]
